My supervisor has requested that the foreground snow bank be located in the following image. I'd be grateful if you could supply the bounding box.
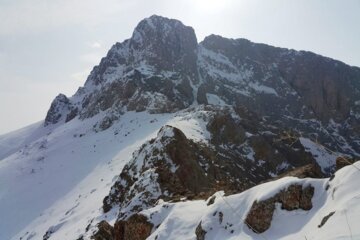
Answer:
[140,162,360,240]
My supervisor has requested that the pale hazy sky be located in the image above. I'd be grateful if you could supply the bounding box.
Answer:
[0,0,359,134]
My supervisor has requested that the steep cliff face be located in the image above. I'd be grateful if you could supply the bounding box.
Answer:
[75,15,198,119]
[129,16,198,78]
[199,34,360,121]
[197,34,360,155]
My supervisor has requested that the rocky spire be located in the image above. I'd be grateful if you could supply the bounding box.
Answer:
[129,15,198,74]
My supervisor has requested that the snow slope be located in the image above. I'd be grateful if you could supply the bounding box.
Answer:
[140,162,360,240]
[0,121,44,160]
[0,107,215,240]
[0,111,169,240]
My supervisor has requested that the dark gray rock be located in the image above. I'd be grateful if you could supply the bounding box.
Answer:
[44,94,75,126]
[113,214,153,240]
[245,184,315,233]
[318,211,336,228]
[195,222,207,240]
[91,221,114,240]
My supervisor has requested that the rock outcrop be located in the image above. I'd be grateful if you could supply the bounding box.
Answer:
[44,94,77,126]
[91,221,114,240]
[91,214,152,240]
[103,124,243,218]
[195,222,207,240]
[114,214,153,240]
[245,184,314,233]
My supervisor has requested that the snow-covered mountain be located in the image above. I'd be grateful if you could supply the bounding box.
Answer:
[1,15,359,240]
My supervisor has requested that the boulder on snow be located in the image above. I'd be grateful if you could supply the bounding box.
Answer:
[114,214,153,240]
[245,184,314,233]
[91,214,152,240]
[91,220,115,240]
[195,221,207,240]
[244,198,276,233]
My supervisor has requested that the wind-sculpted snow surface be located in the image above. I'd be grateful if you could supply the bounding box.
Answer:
[0,15,359,240]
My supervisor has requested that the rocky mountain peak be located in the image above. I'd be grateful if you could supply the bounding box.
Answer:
[56,15,199,122]
[130,15,198,74]
[131,15,196,44]
[44,15,360,157]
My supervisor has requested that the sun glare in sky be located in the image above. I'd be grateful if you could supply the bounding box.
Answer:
[193,0,235,12]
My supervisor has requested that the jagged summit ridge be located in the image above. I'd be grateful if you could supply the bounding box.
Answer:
[44,15,360,156]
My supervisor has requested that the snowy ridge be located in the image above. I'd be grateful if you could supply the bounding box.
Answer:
[2,111,173,240]
[3,106,215,240]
